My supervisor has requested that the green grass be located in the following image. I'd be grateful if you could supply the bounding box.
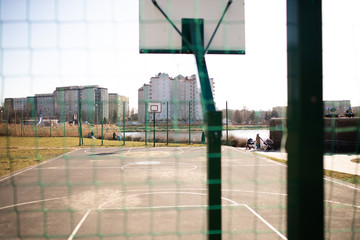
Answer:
[258,153,360,184]
[0,136,205,177]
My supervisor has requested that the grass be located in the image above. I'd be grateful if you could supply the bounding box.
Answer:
[0,148,68,176]
[259,153,360,184]
[0,136,205,177]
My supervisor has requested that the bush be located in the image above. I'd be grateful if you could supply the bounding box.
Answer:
[222,135,247,147]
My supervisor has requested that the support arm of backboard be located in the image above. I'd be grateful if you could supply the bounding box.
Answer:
[151,0,196,54]
[204,0,233,54]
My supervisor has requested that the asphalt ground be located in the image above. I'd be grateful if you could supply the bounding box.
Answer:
[0,146,359,240]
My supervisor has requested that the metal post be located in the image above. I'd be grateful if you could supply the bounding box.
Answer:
[14,110,16,136]
[123,101,125,145]
[49,108,52,137]
[153,112,156,147]
[149,5,225,238]
[287,0,323,239]
[21,109,23,137]
[145,102,148,145]
[226,101,228,145]
[189,101,191,144]
[189,20,222,240]
[78,93,82,146]
[207,111,222,240]
[101,101,104,146]
[167,102,169,145]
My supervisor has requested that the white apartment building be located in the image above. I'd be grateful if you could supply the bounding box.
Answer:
[138,73,215,122]
[109,93,129,123]
[4,85,126,124]
[138,84,150,122]
[54,85,109,123]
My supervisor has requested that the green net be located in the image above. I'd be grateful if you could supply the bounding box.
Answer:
[0,0,360,240]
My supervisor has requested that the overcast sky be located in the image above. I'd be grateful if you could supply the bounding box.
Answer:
[0,0,359,112]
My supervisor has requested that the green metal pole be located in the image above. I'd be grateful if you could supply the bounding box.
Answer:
[145,102,148,145]
[148,6,225,238]
[153,112,155,147]
[6,112,9,136]
[226,101,228,146]
[207,111,222,239]
[185,19,221,240]
[123,101,125,145]
[21,109,23,137]
[101,102,104,146]
[78,93,82,146]
[167,102,169,145]
[287,0,323,239]
[49,108,52,137]
[189,101,191,144]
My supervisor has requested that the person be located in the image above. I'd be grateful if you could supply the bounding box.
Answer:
[113,132,116,140]
[201,131,205,144]
[255,134,263,150]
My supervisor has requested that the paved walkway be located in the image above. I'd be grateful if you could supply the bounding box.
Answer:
[254,150,360,176]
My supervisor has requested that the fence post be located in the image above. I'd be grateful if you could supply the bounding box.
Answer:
[226,101,228,146]
[287,0,323,239]
[167,102,169,145]
[145,102,148,145]
[123,101,125,145]
[189,101,191,144]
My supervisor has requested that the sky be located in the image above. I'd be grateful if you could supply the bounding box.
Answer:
[0,0,359,112]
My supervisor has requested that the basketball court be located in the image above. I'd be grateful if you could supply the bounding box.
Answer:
[0,146,359,239]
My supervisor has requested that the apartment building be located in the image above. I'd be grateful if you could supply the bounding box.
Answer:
[109,93,129,123]
[35,94,54,118]
[138,84,150,122]
[54,85,109,123]
[138,73,214,122]
[4,85,126,123]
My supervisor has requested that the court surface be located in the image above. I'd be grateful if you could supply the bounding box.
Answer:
[0,146,359,240]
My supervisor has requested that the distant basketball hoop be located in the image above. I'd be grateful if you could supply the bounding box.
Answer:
[148,102,162,113]
[148,102,162,147]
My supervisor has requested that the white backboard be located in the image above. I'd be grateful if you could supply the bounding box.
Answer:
[148,102,162,113]
[139,0,245,54]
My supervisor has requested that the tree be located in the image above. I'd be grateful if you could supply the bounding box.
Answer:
[130,107,138,121]
[248,110,255,124]
[271,109,279,118]
[112,110,118,123]
[265,111,273,121]
[232,110,242,124]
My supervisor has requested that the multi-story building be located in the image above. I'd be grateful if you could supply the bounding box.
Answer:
[35,94,54,119]
[4,85,126,124]
[138,84,150,122]
[53,85,109,123]
[324,100,351,116]
[53,86,82,122]
[4,97,31,121]
[109,93,129,123]
[138,73,214,122]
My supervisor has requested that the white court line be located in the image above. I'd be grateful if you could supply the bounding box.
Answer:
[222,164,278,167]
[231,147,360,191]
[0,196,67,210]
[39,166,125,170]
[68,190,286,240]
[0,149,79,183]
[325,200,360,209]
[68,209,92,240]
[244,204,287,240]
[324,178,360,191]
